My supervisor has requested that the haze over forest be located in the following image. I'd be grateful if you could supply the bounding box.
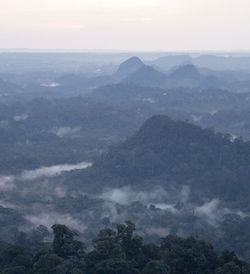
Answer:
[0,0,250,273]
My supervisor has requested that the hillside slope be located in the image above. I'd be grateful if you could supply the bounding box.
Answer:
[70,116,250,209]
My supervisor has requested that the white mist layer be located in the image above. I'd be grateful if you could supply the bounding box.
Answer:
[195,199,220,225]
[25,212,86,232]
[191,114,202,122]
[0,176,15,191]
[194,199,248,225]
[154,203,178,214]
[100,186,168,205]
[20,162,92,181]
[13,114,28,121]
[0,200,18,209]
[40,82,60,87]
[52,126,80,137]
[146,227,170,237]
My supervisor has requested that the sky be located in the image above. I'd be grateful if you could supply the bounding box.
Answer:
[0,0,250,51]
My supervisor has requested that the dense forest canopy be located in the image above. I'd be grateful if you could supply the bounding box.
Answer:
[0,222,249,274]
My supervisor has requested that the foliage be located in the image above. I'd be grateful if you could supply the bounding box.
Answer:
[0,222,249,274]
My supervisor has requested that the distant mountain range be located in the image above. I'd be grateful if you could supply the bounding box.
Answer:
[151,54,250,71]
[114,56,203,88]
[44,55,250,91]
[114,57,221,88]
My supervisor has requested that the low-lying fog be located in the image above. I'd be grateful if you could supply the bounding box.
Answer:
[0,162,248,242]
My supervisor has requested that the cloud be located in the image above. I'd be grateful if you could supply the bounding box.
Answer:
[54,186,67,198]
[193,199,240,226]
[153,203,178,214]
[99,186,168,205]
[40,82,60,87]
[100,187,132,205]
[20,162,92,181]
[179,185,190,203]
[25,212,86,232]
[0,200,18,209]
[0,176,16,191]
[195,199,220,221]
[146,227,170,237]
[52,126,80,138]
[13,114,28,121]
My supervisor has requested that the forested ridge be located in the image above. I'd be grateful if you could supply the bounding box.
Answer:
[73,115,250,209]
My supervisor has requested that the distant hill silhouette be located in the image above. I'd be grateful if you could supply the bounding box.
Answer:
[114,56,145,80]
[163,64,201,88]
[123,66,167,87]
[168,64,200,80]
[151,55,191,70]
[152,54,250,71]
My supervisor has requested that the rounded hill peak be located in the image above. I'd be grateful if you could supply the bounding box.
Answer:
[169,64,200,80]
[115,56,145,79]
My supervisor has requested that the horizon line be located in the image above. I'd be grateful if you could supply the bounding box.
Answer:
[1,48,250,53]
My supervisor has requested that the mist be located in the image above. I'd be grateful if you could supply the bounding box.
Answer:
[25,212,86,232]
[100,186,169,205]
[0,176,15,191]
[20,162,92,181]
[52,126,80,138]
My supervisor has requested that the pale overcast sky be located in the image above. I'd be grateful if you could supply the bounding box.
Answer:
[0,0,250,50]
